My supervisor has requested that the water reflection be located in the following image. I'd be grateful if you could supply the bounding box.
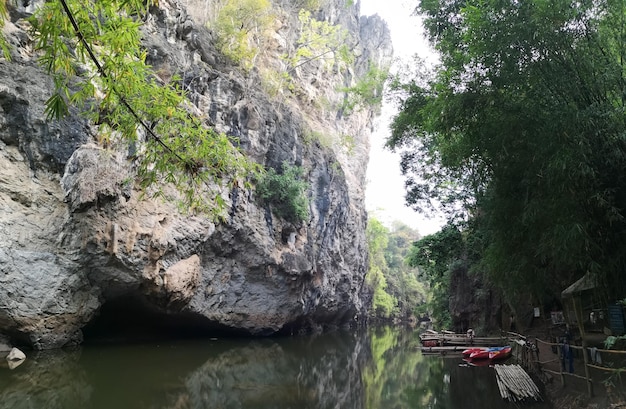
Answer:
[0,327,550,409]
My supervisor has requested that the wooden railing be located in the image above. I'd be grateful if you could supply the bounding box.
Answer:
[508,332,626,397]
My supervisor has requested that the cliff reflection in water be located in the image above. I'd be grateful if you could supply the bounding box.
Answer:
[0,327,544,409]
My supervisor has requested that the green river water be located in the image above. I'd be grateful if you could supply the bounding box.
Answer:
[0,326,552,408]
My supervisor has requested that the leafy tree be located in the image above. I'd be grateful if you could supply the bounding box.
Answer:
[16,0,260,217]
[341,64,389,114]
[211,0,276,70]
[366,218,428,320]
[256,162,309,223]
[383,222,427,318]
[366,218,397,318]
[406,224,464,329]
[284,9,353,74]
[390,0,626,301]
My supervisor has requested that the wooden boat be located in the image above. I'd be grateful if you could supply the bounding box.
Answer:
[419,330,508,347]
[420,330,442,347]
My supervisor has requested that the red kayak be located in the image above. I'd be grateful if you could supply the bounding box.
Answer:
[462,347,487,358]
[463,346,512,360]
[489,346,512,360]
[470,348,492,359]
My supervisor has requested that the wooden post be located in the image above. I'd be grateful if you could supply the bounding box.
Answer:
[573,295,594,397]
[558,338,565,386]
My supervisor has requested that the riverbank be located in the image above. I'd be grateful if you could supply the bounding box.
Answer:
[543,375,625,409]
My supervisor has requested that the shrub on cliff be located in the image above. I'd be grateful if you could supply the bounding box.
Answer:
[257,162,309,223]
[211,0,275,70]
[341,64,389,114]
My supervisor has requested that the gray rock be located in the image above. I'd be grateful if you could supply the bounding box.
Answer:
[0,0,392,348]
[6,347,25,361]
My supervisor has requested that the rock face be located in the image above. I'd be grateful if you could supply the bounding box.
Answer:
[0,0,392,348]
[448,264,503,334]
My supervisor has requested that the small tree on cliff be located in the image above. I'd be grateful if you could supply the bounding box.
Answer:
[2,0,260,217]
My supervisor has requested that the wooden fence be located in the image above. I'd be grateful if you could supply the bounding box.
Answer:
[506,331,626,398]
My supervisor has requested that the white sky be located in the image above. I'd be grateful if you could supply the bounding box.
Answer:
[359,0,445,236]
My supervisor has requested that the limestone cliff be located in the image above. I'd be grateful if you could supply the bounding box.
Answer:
[0,0,392,348]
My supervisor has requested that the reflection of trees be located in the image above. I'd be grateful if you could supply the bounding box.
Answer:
[0,329,527,408]
[362,327,449,409]
[361,327,535,409]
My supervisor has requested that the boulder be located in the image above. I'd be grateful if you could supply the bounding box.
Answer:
[6,347,25,361]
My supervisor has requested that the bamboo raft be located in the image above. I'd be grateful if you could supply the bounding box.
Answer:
[494,364,542,402]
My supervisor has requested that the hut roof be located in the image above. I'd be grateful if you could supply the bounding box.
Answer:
[561,272,597,298]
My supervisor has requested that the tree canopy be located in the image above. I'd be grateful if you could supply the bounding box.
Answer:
[365,217,427,320]
[390,0,626,301]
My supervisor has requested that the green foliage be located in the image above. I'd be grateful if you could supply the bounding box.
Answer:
[604,335,626,350]
[211,0,275,70]
[391,0,626,301]
[284,10,353,74]
[297,0,322,11]
[0,0,9,59]
[406,224,464,328]
[341,64,389,113]
[366,218,397,318]
[257,162,309,223]
[27,0,260,217]
[366,218,427,320]
[339,134,355,153]
[302,127,339,149]
[260,69,291,98]
[361,327,437,409]
[362,327,399,408]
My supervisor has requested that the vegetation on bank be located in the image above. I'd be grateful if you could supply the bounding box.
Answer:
[405,224,464,330]
[387,0,626,322]
[365,217,428,321]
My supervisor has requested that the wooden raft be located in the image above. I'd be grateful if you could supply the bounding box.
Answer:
[494,364,542,402]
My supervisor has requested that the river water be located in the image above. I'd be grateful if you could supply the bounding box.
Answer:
[0,326,552,408]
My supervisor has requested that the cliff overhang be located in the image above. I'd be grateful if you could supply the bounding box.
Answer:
[0,0,392,349]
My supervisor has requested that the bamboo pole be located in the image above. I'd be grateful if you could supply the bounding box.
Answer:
[587,363,624,372]
[573,295,594,397]
[557,337,565,386]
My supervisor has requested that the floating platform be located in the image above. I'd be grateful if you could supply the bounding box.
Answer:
[420,331,510,347]
[420,345,471,354]
[494,364,542,402]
